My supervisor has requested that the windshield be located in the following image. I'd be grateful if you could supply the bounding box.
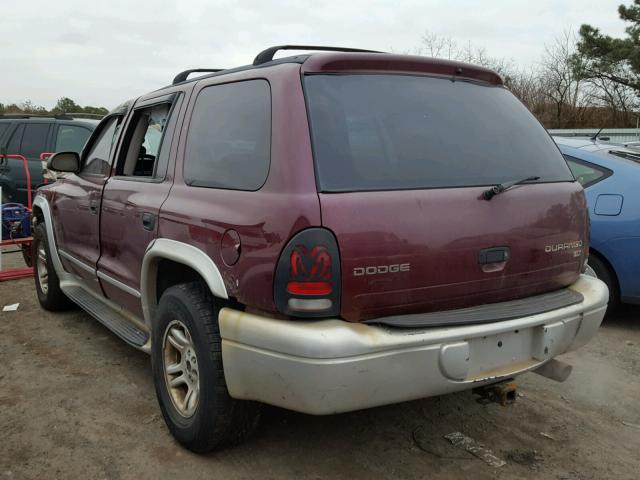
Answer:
[304,74,573,192]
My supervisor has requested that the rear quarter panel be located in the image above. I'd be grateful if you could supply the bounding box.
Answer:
[159,63,321,314]
[585,165,640,302]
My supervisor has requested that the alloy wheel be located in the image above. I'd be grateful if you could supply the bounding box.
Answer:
[36,244,49,295]
[162,320,200,417]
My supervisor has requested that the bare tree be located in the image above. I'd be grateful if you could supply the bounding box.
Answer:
[412,29,639,128]
[537,31,588,127]
[417,31,458,59]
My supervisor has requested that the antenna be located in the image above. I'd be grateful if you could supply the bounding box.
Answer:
[590,127,604,142]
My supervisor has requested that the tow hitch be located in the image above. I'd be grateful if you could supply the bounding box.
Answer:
[473,380,517,406]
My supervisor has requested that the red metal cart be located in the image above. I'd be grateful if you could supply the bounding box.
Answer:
[0,153,34,281]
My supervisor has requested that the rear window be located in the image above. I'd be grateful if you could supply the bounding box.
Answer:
[304,74,573,192]
[56,125,92,153]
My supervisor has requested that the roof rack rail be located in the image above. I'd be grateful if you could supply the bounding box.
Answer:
[253,45,382,66]
[0,113,52,119]
[0,113,104,120]
[55,112,105,119]
[173,68,225,85]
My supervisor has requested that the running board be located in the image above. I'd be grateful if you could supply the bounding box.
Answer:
[63,285,149,348]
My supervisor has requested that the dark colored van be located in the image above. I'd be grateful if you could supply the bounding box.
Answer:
[0,115,97,204]
[34,46,608,452]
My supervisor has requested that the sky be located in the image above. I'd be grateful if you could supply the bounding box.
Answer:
[0,0,629,110]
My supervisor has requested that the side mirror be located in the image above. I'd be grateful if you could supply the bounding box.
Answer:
[47,152,80,173]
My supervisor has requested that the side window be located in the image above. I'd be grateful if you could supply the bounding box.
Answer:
[6,124,24,154]
[564,155,611,188]
[184,80,271,190]
[81,117,121,176]
[21,124,50,158]
[118,103,172,178]
[55,125,92,154]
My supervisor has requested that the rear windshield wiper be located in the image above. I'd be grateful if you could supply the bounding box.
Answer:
[482,176,540,200]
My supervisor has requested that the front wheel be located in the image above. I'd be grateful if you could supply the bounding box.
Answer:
[32,222,73,311]
[151,282,260,452]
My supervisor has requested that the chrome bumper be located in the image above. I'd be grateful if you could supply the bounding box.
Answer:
[219,275,608,415]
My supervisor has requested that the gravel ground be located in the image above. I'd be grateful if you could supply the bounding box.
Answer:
[1,249,639,480]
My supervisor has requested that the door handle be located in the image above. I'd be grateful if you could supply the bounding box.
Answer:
[142,212,156,231]
[89,199,98,214]
[479,246,510,264]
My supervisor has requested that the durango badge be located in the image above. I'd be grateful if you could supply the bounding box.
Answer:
[545,240,583,253]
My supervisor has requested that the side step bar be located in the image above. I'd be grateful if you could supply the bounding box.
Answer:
[63,285,149,348]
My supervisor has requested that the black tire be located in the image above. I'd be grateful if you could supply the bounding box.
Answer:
[32,222,74,311]
[588,254,620,310]
[21,244,33,267]
[151,282,261,452]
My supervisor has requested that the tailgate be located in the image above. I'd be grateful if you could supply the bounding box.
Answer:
[320,183,587,321]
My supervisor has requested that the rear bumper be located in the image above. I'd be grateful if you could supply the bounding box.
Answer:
[219,275,608,415]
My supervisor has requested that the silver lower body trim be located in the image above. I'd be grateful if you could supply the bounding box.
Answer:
[58,249,96,275]
[219,275,608,415]
[97,270,141,298]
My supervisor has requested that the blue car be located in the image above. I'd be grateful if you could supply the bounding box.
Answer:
[555,137,640,308]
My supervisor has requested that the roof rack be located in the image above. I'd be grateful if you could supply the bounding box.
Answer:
[0,113,104,120]
[0,113,52,119]
[253,45,382,66]
[57,112,104,120]
[173,68,225,85]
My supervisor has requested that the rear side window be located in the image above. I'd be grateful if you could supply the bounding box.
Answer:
[564,155,612,188]
[6,124,24,154]
[184,80,271,190]
[56,125,92,153]
[304,74,574,192]
[21,123,50,158]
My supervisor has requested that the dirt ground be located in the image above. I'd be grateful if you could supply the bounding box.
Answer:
[1,249,639,480]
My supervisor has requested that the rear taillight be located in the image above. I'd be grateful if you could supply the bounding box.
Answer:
[274,228,341,318]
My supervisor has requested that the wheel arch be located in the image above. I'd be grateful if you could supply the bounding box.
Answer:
[32,195,66,276]
[141,239,228,326]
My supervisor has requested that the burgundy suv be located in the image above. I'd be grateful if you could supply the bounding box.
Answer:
[34,45,608,452]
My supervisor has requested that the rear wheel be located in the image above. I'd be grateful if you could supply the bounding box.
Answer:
[32,222,73,311]
[588,254,619,310]
[151,282,260,452]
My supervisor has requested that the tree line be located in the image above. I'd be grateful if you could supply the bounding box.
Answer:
[416,1,640,129]
[0,97,108,117]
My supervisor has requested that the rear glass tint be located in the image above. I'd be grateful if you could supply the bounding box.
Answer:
[304,74,573,192]
[184,80,271,191]
[21,123,50,158]
[56,125,91,153]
